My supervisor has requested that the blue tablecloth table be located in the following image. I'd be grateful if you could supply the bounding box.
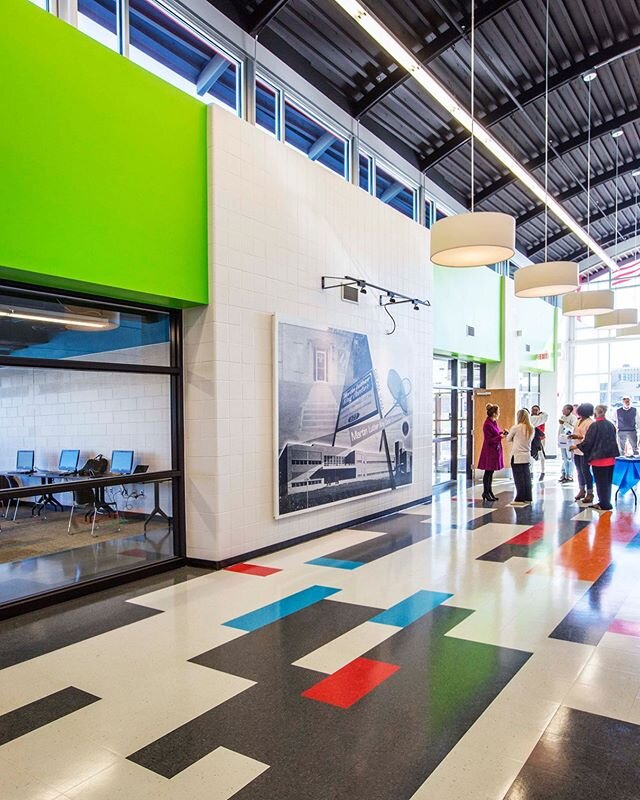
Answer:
[613,457,640,506]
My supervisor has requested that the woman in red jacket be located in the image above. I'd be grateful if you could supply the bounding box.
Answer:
[478,403,506,502]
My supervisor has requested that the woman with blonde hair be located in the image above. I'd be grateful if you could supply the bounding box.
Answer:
[507,409,535,504]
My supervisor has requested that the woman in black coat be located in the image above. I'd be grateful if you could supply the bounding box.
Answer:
[579,404,619,511]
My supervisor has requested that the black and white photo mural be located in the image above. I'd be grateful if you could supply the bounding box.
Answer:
[274,317,414,517]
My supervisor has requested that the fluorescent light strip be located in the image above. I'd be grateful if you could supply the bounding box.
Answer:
[333,0,618,272]
[0,310,109,329]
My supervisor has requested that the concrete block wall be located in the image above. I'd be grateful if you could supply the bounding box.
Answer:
[183,105,433,563]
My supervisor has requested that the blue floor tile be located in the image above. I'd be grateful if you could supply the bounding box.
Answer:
[306,557,364,570]
[370,590,453,627]
[223,585,341,631]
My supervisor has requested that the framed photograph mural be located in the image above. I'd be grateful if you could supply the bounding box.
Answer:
[274,316,414,517]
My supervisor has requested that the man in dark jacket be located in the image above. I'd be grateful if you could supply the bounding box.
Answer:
[616,396,638,455]
[580,404,619,511]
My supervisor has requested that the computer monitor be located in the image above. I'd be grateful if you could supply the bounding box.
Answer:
[111,450,134,475]
[58,449,80,473]
[16,450,34,472]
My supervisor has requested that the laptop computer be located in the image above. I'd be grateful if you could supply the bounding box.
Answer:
[56,449,80,475]
[15,450,35,473]
[111,450,134,475]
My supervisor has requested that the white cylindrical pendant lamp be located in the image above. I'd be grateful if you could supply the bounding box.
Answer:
[594,308,638,329]
[430,212,515,267]
[514,261,579,298]
[562,289,614,316]
[616,324,640,337]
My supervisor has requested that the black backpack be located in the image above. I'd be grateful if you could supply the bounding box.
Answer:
[78,454,109,477]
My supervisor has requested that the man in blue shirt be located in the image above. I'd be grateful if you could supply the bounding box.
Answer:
[616,396,638,455]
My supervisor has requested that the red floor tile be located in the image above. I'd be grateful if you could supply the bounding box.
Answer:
[507,521,546,546]
[301,657,400,709]
[608,619,640,638]
[225,563,282,577]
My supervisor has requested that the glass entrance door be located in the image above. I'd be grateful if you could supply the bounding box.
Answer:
[433,357,486,486]
[433,357,455,485]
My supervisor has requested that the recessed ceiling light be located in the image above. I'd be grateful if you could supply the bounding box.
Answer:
[612,129,624,138]
[632,169,640,177]
[582,71,597,82]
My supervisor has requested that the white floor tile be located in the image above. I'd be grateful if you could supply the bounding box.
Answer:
[292,620,400,673]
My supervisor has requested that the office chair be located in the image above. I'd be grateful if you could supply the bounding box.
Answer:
[68,487,98,537]
[0,474,21,522]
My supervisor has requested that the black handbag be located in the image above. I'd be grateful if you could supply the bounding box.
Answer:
[78,454,109,477]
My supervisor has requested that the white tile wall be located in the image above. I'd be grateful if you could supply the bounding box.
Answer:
[183,106,433,562]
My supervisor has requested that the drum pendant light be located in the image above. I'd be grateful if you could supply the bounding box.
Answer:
[562,289,614,316]
[562,70,612,315]
[515,0,578,298]
[617,324,640,337]
[430,0,515,268]
[594,308,638,329]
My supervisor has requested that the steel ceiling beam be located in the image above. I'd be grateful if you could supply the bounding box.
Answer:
[351,0,519,119]
[246,0,291,37]
[516,157,640,228]
[563,220,639,265]
[472,107,640,206]
[526,195,640,256]
[421,36,640,172]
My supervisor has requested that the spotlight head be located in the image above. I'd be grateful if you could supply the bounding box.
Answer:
[389,293,396,303]
[612,129,624,138]
[582,71,597,83]
[360,286,367,294]
[413,301,419,311]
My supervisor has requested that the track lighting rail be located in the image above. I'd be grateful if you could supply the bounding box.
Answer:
[321,275,430,310]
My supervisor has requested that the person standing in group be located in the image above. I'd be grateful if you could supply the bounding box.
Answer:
[616,396,638,456]
[558,404,577,483]
[579,404,619,511]
[507,409,535,504]
[530,405,548,481]
[478,403,506,502]
[569,402,595,504]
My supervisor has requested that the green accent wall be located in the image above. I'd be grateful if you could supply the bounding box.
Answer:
[515,296,557,373]
[0,1,208,308]
[432,265,502,361]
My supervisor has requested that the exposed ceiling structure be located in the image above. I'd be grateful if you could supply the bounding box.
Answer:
[206,0,640,271]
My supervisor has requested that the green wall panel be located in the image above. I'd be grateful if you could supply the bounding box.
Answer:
[515,295,557,373]
[0,1,208,308]
[432,265,502,362]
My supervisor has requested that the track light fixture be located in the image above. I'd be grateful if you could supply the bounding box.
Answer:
[321,276,430,310]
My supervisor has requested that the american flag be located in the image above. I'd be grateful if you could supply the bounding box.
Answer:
[612,257,640,287]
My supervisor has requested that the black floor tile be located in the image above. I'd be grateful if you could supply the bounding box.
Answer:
[0,687,100,745]
[505,708,640,800]
[131,602,530,799]
[325,514,433,563]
